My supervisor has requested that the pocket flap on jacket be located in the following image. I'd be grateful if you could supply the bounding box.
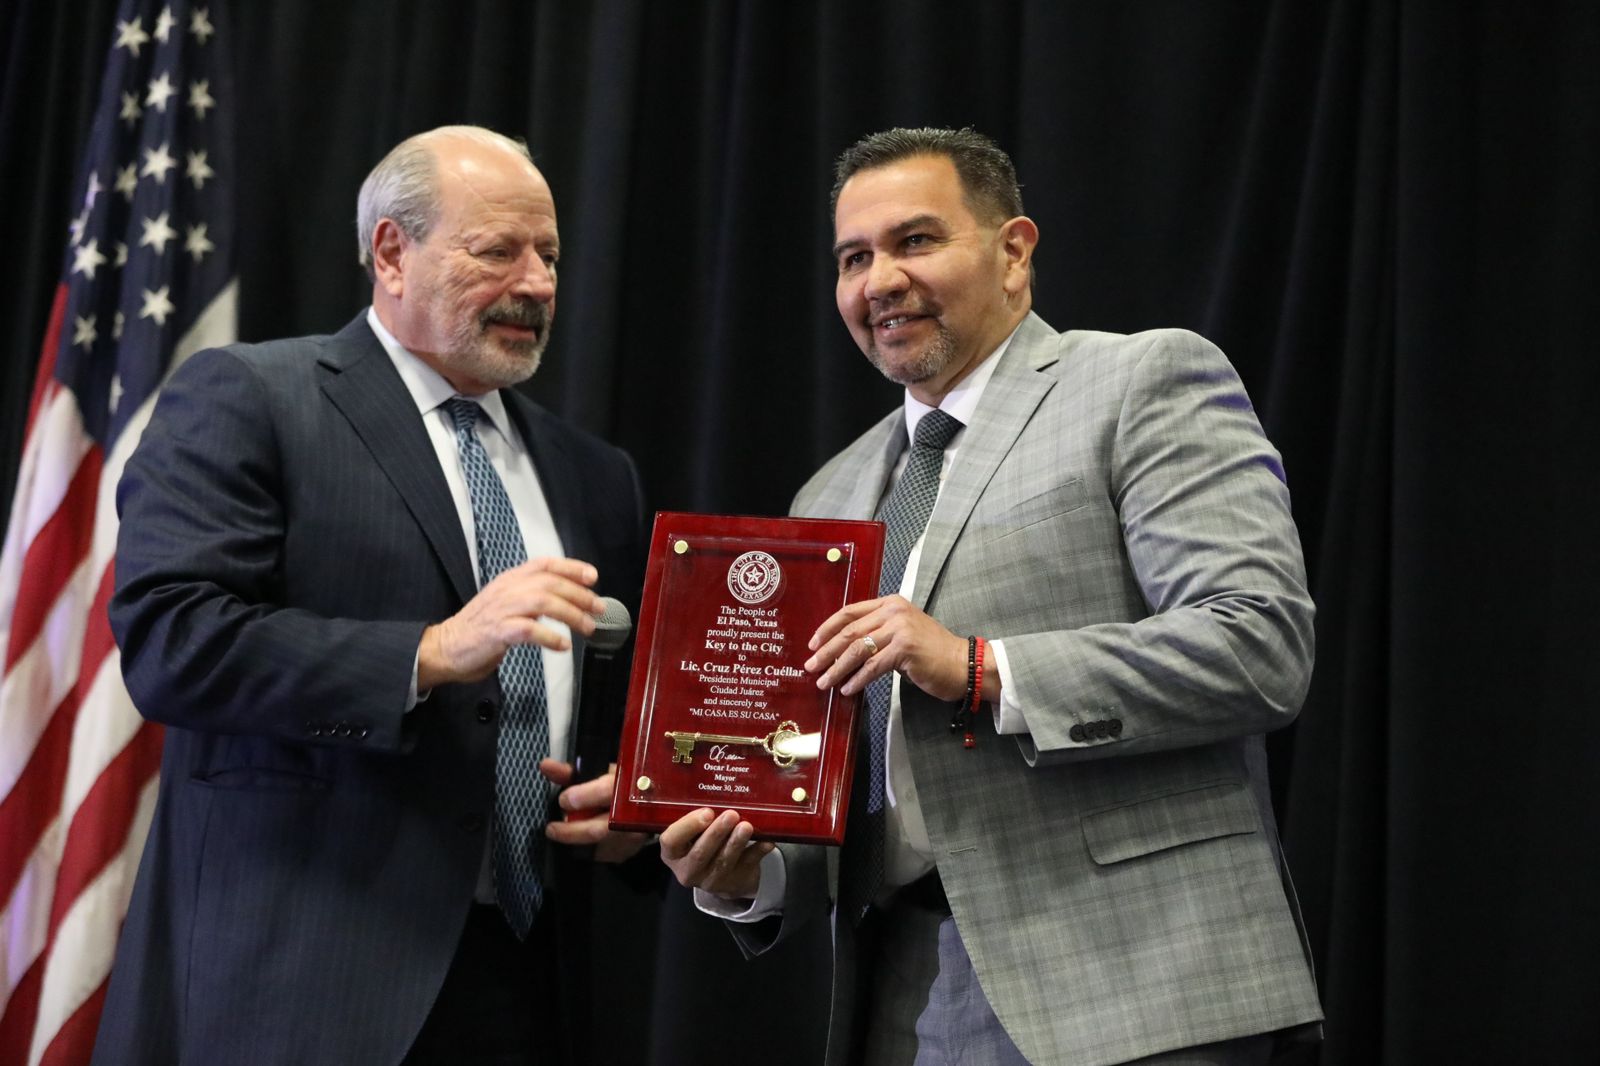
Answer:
[1082,781,1258,866]
[992,477,1089,539]
[189,767,331,793]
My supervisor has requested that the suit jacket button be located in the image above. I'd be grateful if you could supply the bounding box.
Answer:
[476,699,496,723]
[1108,718,1123,737]
[306,720,321,736]
[357,726,370,740]
[460,814,484,833]
[1091,720,1108,739]
[1069,723,1086,742]
[335,722,352,738]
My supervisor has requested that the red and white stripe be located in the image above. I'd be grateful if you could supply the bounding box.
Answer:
[0,281,236,1066]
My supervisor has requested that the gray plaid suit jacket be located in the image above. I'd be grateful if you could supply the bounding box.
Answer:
[735,314,1323,1065]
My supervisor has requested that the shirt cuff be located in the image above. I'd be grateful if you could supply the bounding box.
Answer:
[406,645,427,713]
[989,639,1029,735]
[693,847,787,923]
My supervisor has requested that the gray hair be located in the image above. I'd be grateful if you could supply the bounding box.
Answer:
[355,125,534,280]
[830,126,1025,225]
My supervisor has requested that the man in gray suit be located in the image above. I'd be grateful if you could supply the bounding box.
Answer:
[97,126,651,1065]
[662,127,1323,1064]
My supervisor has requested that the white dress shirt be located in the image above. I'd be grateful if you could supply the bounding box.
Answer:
[368,309,576,902]
[700,325,1034,920]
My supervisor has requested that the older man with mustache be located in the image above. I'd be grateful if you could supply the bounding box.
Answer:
[95,126,650,1066]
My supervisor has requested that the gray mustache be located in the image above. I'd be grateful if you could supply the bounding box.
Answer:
[480,300,548,332]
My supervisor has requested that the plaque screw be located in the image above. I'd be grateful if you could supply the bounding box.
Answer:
[826,548,842,562]
[791,787,808,803]
[636,776,653,791]
[673,540,688,554]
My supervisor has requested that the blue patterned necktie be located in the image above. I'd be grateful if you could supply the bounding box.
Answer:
[446,397,552,938]
[840,408,963,921]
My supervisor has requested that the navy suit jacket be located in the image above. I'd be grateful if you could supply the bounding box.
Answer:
[95,315,647,1065]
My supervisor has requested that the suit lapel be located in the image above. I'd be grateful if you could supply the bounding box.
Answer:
[837,412,906,522]
[912,314,1060,608]
[318,315,478,605]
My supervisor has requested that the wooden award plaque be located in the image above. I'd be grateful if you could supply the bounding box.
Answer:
[608,512,884,845]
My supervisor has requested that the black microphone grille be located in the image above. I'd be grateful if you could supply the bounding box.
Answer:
[589,596,633,652]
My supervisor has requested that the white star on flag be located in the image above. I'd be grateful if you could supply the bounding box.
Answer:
[154,6,176,42]
[186,149,214,189]
[188,79,216,119]
[139,211,178,254]
[84,171,102,208]
[146,71,177,112]
[184,223,215,263]
[72,315,98,350]
[190,8,214,44]
[109,374,125,414]
[115,162,139,200]
[113,309,126,339]
[120,90,142,126]
[114,240,129,267]
[115,16,150,56]
[139,285,176,325]
[71,238,109,279]
[141,141,177,182]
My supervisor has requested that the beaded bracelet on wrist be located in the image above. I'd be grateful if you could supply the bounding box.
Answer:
[951,635,986,748]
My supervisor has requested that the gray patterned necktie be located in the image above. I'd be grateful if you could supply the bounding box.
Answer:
[446,397,552,938]
[840,408,963,921]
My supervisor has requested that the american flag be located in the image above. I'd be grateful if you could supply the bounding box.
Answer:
[0,2,235,1062]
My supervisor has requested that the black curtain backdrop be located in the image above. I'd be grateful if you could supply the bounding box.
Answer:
[4,2,1598,1063]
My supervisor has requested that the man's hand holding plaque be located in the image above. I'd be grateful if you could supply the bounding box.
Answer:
[660,808,775,901]
[542,760,653,863]
[803,592,983,702]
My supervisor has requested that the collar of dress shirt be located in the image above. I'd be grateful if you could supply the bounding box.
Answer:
[365,306,514,437]
[899,320,1021,442]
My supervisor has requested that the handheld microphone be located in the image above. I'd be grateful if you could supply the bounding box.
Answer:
[570,596,633,790]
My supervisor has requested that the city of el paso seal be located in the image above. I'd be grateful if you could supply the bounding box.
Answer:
[727,550,782,604]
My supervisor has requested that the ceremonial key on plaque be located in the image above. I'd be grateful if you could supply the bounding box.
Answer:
[608,512,884,845]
